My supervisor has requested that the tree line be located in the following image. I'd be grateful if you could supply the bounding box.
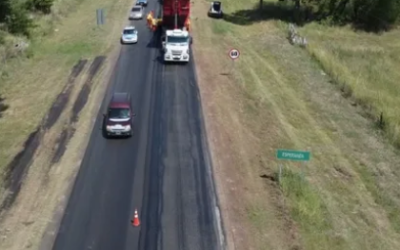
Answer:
[0,0,54,37]
[261,0,400,31]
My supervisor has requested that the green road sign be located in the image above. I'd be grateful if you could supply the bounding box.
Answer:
[277,149,310,161]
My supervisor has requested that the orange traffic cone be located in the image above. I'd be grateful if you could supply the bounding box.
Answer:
[131,208,140,227]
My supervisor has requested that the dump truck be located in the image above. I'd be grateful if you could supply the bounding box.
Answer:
[147,0,192,63]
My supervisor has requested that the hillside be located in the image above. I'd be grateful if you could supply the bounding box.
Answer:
[192,0,400,249]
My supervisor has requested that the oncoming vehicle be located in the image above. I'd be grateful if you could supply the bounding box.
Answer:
[121,26,138,44]
[129,6,144,20]
[136,0,148,7]
[103,93,135,138]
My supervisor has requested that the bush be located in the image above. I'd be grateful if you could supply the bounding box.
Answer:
[299,0,400,31]
[30,0,55,14]
[5,2,34,37]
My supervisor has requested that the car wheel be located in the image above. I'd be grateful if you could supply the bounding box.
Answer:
[102,130,109,139]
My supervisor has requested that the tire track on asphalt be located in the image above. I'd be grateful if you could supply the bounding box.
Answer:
[171,64,185,250]
[138,33,163,250]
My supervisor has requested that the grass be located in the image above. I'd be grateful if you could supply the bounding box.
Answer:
[0,0,131,189]
[192,0,400,249]
[301,23,400,146]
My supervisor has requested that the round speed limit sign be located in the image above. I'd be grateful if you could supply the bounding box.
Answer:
[229,48,240,60]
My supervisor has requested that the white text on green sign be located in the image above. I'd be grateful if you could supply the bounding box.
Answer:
[277,149,310,161]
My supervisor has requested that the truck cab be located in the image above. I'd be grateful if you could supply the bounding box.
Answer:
[162,29,190,63]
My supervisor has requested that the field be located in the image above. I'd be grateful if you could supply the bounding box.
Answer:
[191,0,400,249]
[0,0,133,249]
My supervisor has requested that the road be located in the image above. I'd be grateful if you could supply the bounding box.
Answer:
[51,1,223,250]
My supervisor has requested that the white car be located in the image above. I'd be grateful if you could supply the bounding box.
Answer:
[129,6,144,20]
[121,26,138,44]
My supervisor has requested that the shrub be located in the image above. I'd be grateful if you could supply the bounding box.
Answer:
[30,0,55,14]
[5,2,34,37]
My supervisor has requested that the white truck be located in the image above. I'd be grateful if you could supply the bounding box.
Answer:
[161,29,191,63]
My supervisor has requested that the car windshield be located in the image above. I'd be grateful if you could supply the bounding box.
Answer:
[108,108,130,119]
[132,7,141,12]
[167,36,189,44]
[123,29,137,35]
[213,3,221,11]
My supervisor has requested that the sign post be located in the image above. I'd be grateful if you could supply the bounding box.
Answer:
[276,149,311,184]
[96,9,105,26]
[228,48,240,74]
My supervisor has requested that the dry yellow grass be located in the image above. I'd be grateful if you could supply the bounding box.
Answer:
[192,0,400,249]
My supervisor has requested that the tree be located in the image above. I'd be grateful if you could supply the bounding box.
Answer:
[0,0,12,22]
[300,0,400,31]
[5,2,34,37]
[31,0,54,14]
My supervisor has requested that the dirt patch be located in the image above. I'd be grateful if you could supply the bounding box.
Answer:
[0,96,9,118]
[51,56,105,165]
[71,56,106,123]
[0,128,41,212]
[43,60,88,130]
[0,59,91,213]
[51,128,72,164]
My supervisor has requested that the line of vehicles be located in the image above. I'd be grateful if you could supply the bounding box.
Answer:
[105,1,224,138]
[121,0,192,63]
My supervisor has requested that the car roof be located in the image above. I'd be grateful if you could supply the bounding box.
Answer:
[124,26,136,30]
[109,93,131,108]
[137,0,146,2]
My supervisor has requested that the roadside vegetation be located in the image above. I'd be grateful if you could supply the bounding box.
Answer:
[192,0,400,249]
[0,0,116,187]
[0,0,132,248]
[0,0,84,182]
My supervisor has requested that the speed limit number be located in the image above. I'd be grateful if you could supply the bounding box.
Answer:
[229,49,240,60]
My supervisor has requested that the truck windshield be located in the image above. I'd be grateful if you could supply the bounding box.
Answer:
[167,36,189,44]
[123,29,137,35]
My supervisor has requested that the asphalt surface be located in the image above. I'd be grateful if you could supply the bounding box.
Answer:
[51,1,223,250]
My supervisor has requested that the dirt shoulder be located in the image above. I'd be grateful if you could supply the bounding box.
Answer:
[0,0,134,249]
[192,0,400,250]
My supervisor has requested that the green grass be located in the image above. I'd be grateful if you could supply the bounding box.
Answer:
[355,160,400,233]
[301,23,400,147]
[280,168,347,250]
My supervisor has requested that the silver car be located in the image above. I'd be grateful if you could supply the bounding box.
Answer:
[121,26,138,44]
[129,6,143,20]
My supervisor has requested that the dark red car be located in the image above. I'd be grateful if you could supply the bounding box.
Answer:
[102,92,135,138]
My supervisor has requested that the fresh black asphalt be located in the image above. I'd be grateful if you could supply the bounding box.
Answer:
[51,1,223,250]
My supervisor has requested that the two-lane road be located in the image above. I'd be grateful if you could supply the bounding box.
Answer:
[51,1,224,250]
